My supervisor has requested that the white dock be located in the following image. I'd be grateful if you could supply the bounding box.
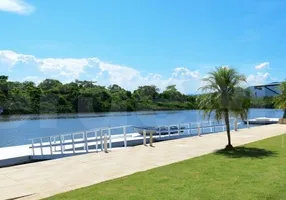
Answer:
[0,145,31,167]
[0,119,241,167]
[244,117,279,125]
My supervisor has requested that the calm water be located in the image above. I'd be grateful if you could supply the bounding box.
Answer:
[0,109,283,148]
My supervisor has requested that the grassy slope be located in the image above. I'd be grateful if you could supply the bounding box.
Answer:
[47,134,286,200]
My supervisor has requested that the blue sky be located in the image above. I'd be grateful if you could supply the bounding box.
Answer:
[0,0,285,93]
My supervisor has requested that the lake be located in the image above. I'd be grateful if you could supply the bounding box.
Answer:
[0,109,283,148]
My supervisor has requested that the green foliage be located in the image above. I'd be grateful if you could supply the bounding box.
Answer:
[0,76,196,114]
[251,96,275,108]
[273,81,286,118]
[197,66,250,147]
[198,67,250,120]
[273,82,286,110]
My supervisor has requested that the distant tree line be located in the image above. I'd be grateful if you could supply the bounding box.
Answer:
[0,76,197,115]
[0,75,279,115]
[250,96,275,109]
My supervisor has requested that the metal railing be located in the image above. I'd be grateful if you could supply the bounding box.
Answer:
[29,118,244,157]
[29,125,134,157]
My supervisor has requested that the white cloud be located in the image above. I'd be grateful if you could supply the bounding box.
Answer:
[38,58,90,79]
[0,50,201,94]
[255,62,270,70]
[172,67,200,79]
[99,62,140,81]
[0,50,35,69]
[3,50,280,94]
[246,72,275,85]
[0,0,35,15]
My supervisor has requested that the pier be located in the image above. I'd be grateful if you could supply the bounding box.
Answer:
[0,119,242,167]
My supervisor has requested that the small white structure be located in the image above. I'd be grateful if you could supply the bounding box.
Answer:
[244,117,279,125]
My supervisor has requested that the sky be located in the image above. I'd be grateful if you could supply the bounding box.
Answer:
[0,0,285,94]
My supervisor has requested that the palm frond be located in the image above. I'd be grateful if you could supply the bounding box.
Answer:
[198,66,250,121]
[273,82,286,110]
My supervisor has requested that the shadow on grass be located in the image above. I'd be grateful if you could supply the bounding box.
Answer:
[215,147,277,159]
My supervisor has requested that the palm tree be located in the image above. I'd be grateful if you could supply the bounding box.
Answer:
[273,81,286,119]
[197,66,250,149]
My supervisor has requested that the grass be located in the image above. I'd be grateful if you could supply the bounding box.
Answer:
[47,134,286,200]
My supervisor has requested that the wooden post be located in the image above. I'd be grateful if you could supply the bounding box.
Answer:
[168,126,171,137]
[123,126,127,147]
[31,139,35,156]
[150,132,153,147]
[100,129,103,151]
[197,124,201,137]
[49,137,53,155]
[159,127,161,138]
[85,131,89,152]
[234,119,238,131]
[40,138,43,157]
[104,134,108,153]
[143,129,147,146]
[178,124,181,135]
[247,119,250,128]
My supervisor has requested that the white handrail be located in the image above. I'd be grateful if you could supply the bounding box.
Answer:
[29,119,234,141]
[28,125,133,141]
[60,135,64,154]
[29,119,241,157]
[100,129,103,151]
[95,130,98,152]
[31,139,35,156]
[84,131,89,153]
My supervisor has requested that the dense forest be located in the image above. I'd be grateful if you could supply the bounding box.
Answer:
[0,75,197,115]
[0,75,277,115]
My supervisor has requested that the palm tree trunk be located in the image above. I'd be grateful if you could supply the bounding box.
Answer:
[224,110,233,149]
[283,110,286,119]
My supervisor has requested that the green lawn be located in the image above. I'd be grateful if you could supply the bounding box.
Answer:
[47,134,286,200]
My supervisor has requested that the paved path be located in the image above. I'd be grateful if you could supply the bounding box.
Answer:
[0,124,285,200]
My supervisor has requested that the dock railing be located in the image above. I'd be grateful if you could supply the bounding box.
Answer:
[29,118,241,158]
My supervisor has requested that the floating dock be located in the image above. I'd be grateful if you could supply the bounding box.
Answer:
[0,119,241,167]
[244,117,279,125]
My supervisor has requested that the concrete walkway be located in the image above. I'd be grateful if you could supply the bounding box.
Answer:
[0,124,285,200]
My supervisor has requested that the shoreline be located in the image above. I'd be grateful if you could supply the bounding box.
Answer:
[0,108,282,122]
